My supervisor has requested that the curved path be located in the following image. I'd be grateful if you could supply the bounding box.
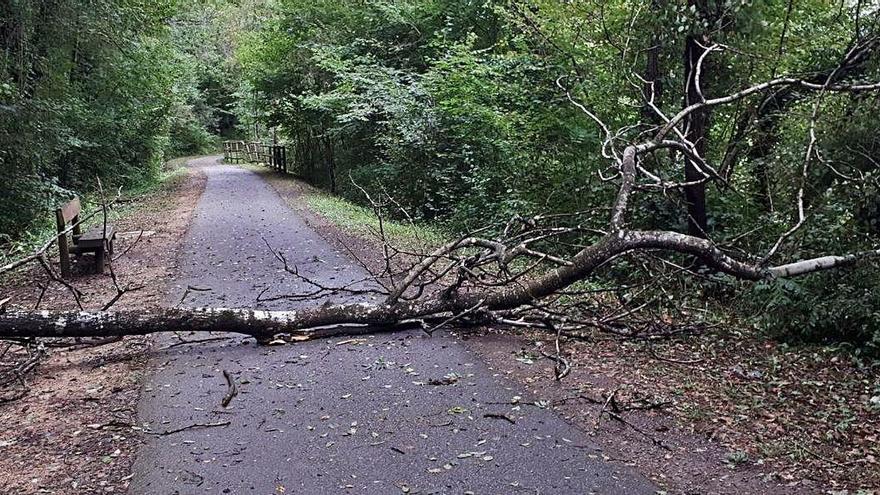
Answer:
[130,156,654,494]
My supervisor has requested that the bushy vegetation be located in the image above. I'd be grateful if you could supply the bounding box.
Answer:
[752,267,880,355]
[2,1,878,349]
[236,1,880,349]
[0,0,240,241]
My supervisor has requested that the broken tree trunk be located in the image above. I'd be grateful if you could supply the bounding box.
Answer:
[1,226,875,339]
[0,306,401,340]
[4,65,880,343]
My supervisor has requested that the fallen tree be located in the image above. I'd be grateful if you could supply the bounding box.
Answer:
[1,152,877,340]
[1,236,875,340]
[1,47,879,342]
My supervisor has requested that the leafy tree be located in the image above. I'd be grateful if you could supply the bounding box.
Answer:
[0,0,238,240]
[236,0,880,349]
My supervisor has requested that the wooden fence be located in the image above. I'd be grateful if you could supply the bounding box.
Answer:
[223,140,288,173]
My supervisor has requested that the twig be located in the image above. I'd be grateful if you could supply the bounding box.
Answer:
[801,445,860,469]
[100,259,144,311]
[148,420,231,436]
[37,255,83,310]
[221,369,238,408]
[484,412,516,424]
[162,336,231,349]
[422,299,485,335]
[540,321,571,381]
[595,389,670,450]
[177,285,212,307]
[112,229,144,261]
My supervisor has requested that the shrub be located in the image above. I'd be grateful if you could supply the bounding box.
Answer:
[750,264,880,355]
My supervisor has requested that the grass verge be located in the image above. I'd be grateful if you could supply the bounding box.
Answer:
[304,192,447,251]
[235,161,448,252]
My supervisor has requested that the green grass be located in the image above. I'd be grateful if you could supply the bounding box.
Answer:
[125,162,189,197]
[162,154,205,173]
[231,160,448,251]
[304,192,447,251]
[91,164,189,229]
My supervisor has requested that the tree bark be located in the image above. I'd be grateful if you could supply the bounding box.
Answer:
[3,221,875,339]
[0,306,400,340]
[642,0,664,122]
[682,26,710,238]
[326,135,336,194]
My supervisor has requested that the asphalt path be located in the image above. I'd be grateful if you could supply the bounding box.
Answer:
[130,156,655,494]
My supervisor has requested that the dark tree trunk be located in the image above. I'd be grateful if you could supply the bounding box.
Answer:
[642,0,664,122]
[749,114,777,212]
[325,135,336,194]
[682,2,710,238]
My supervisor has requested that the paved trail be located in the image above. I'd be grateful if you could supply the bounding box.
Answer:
[131,156,654,494]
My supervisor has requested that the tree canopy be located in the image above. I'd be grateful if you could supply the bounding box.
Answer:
[0,0,241,238]
[234,0,880,350]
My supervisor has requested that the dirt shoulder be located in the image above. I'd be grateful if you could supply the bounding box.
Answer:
[0,164,206,494]
[249,164,879,495]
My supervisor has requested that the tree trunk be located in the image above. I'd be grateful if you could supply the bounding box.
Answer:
[0,307,401,340]
[325,134,336,194]
[4,223,874,340]
[3,142,877,340]
[682,20,710,238]
[642,0,664,122]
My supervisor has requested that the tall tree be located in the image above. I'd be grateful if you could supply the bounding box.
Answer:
[682,0,711,238]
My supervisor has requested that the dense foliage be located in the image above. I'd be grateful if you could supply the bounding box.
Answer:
[238,1,880,350]
[0,0,240,240]
[2,1,878,350]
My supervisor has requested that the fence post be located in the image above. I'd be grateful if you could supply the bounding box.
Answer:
[272,146,280,172]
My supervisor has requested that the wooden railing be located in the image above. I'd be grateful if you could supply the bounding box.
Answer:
[223,140,288,173]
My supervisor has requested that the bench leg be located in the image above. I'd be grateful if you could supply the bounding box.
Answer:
[95,248,105,274]
[59,242,71,279]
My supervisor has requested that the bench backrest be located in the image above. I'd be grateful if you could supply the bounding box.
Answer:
[56,197,81,228]
[55,197,82,279]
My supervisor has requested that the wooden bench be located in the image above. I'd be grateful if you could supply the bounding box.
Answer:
[55,198,116,278]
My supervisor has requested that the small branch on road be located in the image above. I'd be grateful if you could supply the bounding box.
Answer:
[541,322,571,381]
[484,412,516,424]
[148,420,232,436]
[221,369,238,408]
[163,335,231,349]
[177,285,213,307]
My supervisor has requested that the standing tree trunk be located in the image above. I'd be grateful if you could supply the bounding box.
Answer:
[682,1,710,238]
[325,134,336,194]
[750,111,777,213]
[642,0,664,122]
